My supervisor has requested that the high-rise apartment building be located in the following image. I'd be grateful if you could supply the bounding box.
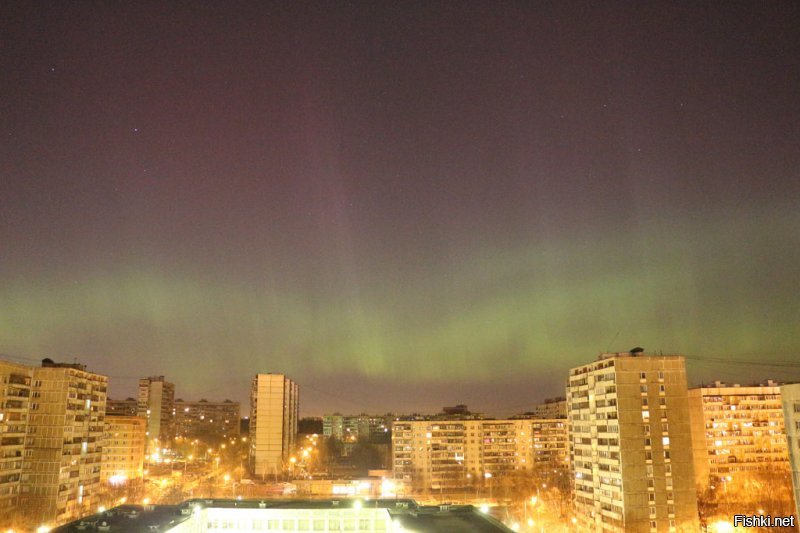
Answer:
[688,381,788,488]
[20,359,107,526]
[526,397,568,419]
[322,413,393,442]
[567,351,699,532]
[528,419,569,467]
[175,399,240,440]
[106,397,138,416]
[249,374,299,478]
[0,361,33,525]
[391,418,568,491]
[137,376,175,455]
[323,413,369,442]
[780,383,800,521]
[101,415,146,486]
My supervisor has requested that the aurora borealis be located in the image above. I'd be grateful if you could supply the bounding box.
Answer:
[1,3,799,414]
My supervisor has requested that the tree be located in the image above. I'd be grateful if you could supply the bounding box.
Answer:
[348,437,383,475]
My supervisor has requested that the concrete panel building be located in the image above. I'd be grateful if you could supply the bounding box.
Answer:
[101,415,146,486]
[688,380,788,489]
[391,418,567,491]
[523,397,568,419]
[249,374,299,479]
[106,397,138,417]
[567,351,699,532]
[0,360,33,525]
[175,399,240,441]
[137,376,175,455]
[781,383,800,522]
[19,359,107,526]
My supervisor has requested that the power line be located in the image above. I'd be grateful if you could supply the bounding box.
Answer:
[683,353,800,368]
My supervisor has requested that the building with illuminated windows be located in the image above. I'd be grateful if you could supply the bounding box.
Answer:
[249,374,299,478]
[567,351,699,532]
[516,397,567,419]
[0,360,33,525]
[106,397,138,416]
[100,415,146,486]
[138,376,175,455]
[391,418,567,491]
[322,413,393,450]
[780,383,800,524]
[19,359,107,526]
[323,414,370,442]
[688,380,788,488]
[175,399,240,441]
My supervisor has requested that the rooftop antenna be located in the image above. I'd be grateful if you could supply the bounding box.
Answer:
[606,330,620,353]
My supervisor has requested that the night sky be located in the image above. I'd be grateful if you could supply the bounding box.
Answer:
[2,2,799,415]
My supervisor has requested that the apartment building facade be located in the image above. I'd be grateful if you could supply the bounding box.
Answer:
[100,415,146,486]
[780,383,800,522]
[106,397,138,417]
[688,381,788,488]
[0,361,33,525]
[567,351,699,532]
[137,376,175,455]
[322,413,393,445]
[526,397,568,419]
[249,374,299,478]
[20,360,107,526]
[391,418,567,491]
[175,399,240,441]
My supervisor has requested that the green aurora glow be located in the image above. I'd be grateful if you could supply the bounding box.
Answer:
[2,204,798,413]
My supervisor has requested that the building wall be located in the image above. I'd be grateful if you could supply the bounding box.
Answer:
[249,374,299,478]
[323,414,392,447]
[175,400,240,440]
[106,398,138,417]
[138,376,175,454]
[688,382,788,488]
[391,418,567,491]
[528,398,568,419]
[20,362,107,526]
[323,414,369,442]
[568,353,699,533]
[780,383,800,521]
[0,361,33,524]
[101,415,146,485]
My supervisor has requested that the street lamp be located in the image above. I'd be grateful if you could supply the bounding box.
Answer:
[711,522,734,533]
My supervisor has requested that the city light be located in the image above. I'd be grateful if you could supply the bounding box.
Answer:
[711,521,735,533]
[108,474,128,486]
[380,479,398,498]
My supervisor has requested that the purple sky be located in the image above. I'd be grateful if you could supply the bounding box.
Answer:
[2,2,799,415]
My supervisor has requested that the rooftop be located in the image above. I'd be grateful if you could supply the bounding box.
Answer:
[54,499,513,532]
